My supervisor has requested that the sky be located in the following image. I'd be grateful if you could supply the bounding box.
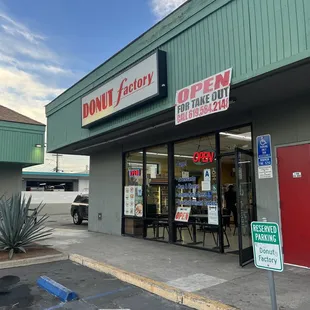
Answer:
[0,0,187,173]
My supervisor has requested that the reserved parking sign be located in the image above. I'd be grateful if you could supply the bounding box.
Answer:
[251,221,284,272]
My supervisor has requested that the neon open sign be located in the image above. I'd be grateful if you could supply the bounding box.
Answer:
[129,169,141,177]
[192,152,215,163]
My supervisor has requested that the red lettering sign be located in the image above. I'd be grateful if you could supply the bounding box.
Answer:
[129,169,141,177]
[174,207,191,222]
[192,152,215,163]
[176,69,232,105]
[175,212,189,221]
[82,89,114,119]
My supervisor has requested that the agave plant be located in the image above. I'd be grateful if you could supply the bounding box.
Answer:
[0,194,53,259]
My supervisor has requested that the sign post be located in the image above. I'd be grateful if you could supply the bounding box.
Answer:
[251,219,283,310]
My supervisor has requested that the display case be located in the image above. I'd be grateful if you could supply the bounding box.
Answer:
[148,179,168,214]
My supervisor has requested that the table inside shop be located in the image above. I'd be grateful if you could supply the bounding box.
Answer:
[151,214,231,244]
[149,215,169,239]
[187,214,231,247]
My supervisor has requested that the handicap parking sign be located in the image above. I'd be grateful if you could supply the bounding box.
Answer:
[257,134,272,167]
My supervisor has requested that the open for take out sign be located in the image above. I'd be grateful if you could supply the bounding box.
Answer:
[251,222,284,272]
[175,68,232,125]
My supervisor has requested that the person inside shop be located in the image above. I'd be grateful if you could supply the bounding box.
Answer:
[224,185,238,228]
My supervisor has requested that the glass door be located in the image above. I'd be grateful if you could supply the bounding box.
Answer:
[235,148,256,266]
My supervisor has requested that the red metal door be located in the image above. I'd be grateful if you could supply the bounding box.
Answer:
[277,144,310,267]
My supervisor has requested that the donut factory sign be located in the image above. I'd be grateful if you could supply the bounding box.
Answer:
[82,51,167,127]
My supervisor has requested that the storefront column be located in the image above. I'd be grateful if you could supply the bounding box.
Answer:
[216,133,224,253]
[168,142,176,243]
[142,149,147,238]
[121,152,126,235]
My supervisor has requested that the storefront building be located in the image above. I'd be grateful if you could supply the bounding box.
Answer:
[46,0,310,267]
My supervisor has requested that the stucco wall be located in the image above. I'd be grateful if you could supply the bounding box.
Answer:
[88,146,122,235]
[22,191,80,215]
[253,96,310,226]
[78,179,89,192]
[0,163,22,198]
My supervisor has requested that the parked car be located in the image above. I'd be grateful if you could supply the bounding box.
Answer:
[70,194,88,225]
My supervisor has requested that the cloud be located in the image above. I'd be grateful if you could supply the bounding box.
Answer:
[0,9,75,124]
[0,12,45,43]
[0,7,89,173]
[0,8,87,172]
[0,31,57,61]
[0,53,73,75]
[150,0,187,19]
[0,66,64,123]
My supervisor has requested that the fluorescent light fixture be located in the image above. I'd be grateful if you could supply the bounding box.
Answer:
[35,144,42,148]
[146,152,167,156]
[220,132,252,141]
[238,160,251,164]
[142,151,192,159]
[174,154,193,159]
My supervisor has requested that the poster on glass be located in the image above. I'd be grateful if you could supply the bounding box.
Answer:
[124,186,143,217]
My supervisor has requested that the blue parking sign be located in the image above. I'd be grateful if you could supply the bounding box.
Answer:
[257,135,272,167]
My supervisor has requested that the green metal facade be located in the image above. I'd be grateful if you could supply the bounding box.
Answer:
[46,0,310,152]
[0,121,45,167]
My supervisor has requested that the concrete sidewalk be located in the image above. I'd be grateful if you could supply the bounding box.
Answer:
[39,228,310,310]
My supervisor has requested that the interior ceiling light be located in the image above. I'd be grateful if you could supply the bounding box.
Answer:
[174,154,193,159]
[220,132,252,141]
[139,151,192,159]
[146,152,167,156]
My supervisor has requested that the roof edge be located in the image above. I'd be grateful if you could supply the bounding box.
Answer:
[45,0,223,115]
[22,171,89,177]
[0,120,46,132]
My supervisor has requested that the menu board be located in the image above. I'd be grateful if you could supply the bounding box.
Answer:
[124,186,143,217]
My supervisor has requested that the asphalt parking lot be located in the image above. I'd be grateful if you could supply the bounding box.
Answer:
[0,260,191,310]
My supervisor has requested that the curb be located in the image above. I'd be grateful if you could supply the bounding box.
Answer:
[69,254,236,310]
[0,253,68,269]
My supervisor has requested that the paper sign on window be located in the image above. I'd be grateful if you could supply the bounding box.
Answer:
[175,207,191,222]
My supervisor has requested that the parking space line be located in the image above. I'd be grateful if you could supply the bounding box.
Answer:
[82,286,132,301]
[44,286,132,310]
[45,303,65,310]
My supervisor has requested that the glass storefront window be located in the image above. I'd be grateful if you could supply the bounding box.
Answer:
[124,151,144,237]
[174,135,220,250]
[219,126,252,153]
[122,124,255,259]
[145,145,169,241]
